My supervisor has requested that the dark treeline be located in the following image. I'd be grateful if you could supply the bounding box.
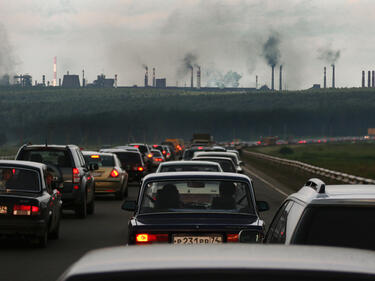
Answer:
[1,87,375,145]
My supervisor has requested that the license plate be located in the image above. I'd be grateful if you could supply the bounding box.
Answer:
[173,235,223,244]
[92,172,102,177]
[0,205,7,214]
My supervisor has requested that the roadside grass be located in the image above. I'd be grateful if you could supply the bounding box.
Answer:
[248,143,375,179]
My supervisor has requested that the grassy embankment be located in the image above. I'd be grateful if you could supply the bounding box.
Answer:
[248,143,375,180]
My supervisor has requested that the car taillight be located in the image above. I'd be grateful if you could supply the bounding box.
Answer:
[13,205,40,216]
[147,154,152,158]
[138,167,144,171]
[135,233,168,244]
[133,145,139,148]
[73,168,80,183]
[227,233,239,242]
[155,158,163,162]
[162,150,166,155]
[152,145,158,148]
[167,153,171,157]
[110,169,119,178]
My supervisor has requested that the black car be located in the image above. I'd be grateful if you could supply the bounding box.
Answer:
[192,156,237,173]
[16,144,96,218]
[100,149,146,183]
[0,160,62,247]
[265,178,375,250]
[128,143,153,170]
[122,172,268,244]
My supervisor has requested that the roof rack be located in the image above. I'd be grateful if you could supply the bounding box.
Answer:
[304,178,326,194]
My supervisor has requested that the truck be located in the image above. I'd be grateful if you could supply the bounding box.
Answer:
[191,133,214,146]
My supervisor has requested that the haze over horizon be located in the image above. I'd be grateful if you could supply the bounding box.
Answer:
[0,0,374,90]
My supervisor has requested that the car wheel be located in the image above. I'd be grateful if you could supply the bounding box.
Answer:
[87,195,95,215]
[49,219,60,240]
[115,185,124,200]
[75,194,87,218]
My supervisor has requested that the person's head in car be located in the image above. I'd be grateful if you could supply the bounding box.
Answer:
[219,181,236,199]
[155,184,180,209]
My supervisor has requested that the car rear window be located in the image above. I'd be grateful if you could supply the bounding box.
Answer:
[152,150,162,157]
[293,205,375,250]
[131,145,147,154]
[195,158,236,173]
[160,165,219,172]
[115,152,142,165]
[83,154,115,167]
[20,149,72,168]
[0,167,41,192]
[140,180,254,215]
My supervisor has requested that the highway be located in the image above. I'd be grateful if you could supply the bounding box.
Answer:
[0,163,288,281]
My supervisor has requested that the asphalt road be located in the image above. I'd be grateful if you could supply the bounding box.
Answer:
[0,166,288,281]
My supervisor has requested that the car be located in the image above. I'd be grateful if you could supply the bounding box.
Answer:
[16,144,96,218]
[82,151,129,199]
[122,172,268,245]
[113,146,140,152]
[162,145,173,160]
[129,143,153,169]
[194,151,243,173]
[156,160,223,173]
[99,149,146,183]
[150,149,165,168]
[57,245,375,281]
[0,160,62,247]
[264,178,375,250]
[192,156,237,173]
[151,144,169,159]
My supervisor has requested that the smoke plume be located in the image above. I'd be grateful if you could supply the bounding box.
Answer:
[262,33,281,67]
[317,47,341,64]
[142,64,148,70]
[205,70,242,88]
[0,24,16,82]
[177,52,198,78]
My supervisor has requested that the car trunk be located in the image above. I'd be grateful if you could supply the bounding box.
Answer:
[0,191,41,219]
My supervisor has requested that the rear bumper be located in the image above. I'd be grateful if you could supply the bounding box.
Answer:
[0,218,47,236]
[95,180,122,193]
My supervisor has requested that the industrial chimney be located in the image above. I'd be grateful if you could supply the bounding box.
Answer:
[256,75,258,89]
[152,68,156,87]
[331,64,335,88]
[362,71,365,88]
[115,74,118,88]
[279,65,283,91]
[82,70,85,88]
[53,56,57,87]
[190,67,194,88]
[271,65,275,91]
[368,71,371,88]
[144,66,148,87]
[59,78,61,87]
[372,71,375,88]
[197,66,201,89]
[324,67,327,88]
[42,75,46,87]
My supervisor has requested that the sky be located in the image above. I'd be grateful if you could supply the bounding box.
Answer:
[0,0,374,89]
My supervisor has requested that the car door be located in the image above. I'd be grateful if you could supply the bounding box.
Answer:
[76,149,94,201]
[265,200,294,244]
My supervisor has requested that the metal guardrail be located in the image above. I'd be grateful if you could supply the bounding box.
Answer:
[0,155,14,160]
[243,150,375,185]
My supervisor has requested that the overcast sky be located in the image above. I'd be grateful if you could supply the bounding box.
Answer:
[0,0,374,89]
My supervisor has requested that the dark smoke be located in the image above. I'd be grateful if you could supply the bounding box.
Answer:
[262,33,281,66]
[177,52,198,78]
[142,64,148,70]
[317,47,341,64]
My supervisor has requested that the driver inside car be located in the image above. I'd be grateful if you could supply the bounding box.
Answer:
[155,184,181,209]
[211,181,236,210]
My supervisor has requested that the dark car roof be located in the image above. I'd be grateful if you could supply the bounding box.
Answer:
[58,245,375,279]
[142,171,250,183]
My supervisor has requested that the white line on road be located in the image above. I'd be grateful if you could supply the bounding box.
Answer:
[243,166,289,197]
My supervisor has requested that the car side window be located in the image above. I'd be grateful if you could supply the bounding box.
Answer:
[266,200,294,244]
[76,149,86,167]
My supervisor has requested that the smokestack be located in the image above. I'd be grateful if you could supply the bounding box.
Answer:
[372,71,375,88]
[271,65,275,90]
[53,56,57,87]
[256,75,258,89]
[331,64,335,88]
[368,71,371,88]
[152,68,155,87]
[324,67,327,88]
[82,70,85,87]
[59,78,61,87]
[279,65,282,91]
[197,66,201,89]
[42,75,46,86]
[190,67,194,88]
[362,71,365,88]
[144,66,148,87]
[114,74,118,88]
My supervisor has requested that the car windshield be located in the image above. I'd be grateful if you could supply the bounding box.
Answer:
[294,206,375,250]
[21,149,72,168]
[195,158,236,173]
[160,165,219,172]
[152,150,162,157]
[140,180,254,215]
[0,167,41,192]
[83,154,114,167]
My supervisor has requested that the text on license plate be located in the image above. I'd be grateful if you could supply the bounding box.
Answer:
[0,205,7,214]
[92,173,102,177]
[173,235,222,244]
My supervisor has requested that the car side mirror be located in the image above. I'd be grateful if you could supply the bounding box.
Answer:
[257,201,269,212]
[122,200,137,212]
[240,161,245,166]
[89,163,99,171]
[238,230,261,243]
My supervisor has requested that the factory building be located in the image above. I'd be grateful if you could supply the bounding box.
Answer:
[156,78,166,88]
[92,74,114,88]
[62,72,80,88]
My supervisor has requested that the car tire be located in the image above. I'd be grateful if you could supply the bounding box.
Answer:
[75,194,87,219]
[49,219,60,240]
[87,195,95,215]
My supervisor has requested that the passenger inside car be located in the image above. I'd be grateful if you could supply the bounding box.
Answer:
[211,182,236,209]
[155,184,180,209]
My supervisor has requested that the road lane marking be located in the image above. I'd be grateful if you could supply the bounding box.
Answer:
[243,166,289,197]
